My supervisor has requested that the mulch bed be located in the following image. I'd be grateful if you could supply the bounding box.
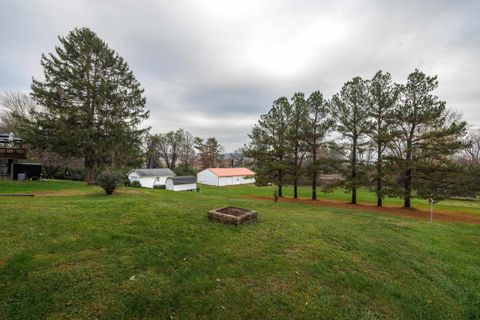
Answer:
[216,206,252,217]
[208,206,258,225]
[247,196,480,225]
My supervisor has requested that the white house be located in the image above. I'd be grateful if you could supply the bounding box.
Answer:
[127,168,175,188]
[165,176,197,192]
[197,168,255,186]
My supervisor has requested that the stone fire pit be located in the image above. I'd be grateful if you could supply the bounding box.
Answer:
[208,206,257,225]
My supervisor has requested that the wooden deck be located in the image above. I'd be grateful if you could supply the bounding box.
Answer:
[0,147,27,159]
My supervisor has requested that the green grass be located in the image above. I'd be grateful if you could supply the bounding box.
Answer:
[0,180,479,319]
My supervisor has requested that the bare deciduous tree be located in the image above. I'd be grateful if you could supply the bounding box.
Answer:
[463,129,480,165]
[0,91,37,132]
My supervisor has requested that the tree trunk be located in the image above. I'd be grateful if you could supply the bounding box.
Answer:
[278,169,283,197]
[312,150,317,201]
[293,179,298,199]
[84,158,96,185]
[404,169,412,208]
[351,136,357,204]
[376,144,382,207]
[404,135,413,208]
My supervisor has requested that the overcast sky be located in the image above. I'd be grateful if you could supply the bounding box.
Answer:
[1,0,479,151]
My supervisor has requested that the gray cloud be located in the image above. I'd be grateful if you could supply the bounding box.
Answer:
[1,0,479,151]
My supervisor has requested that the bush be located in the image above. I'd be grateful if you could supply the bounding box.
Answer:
[53,167,86,181]
[130,180,141,188]
[96,172,124,195]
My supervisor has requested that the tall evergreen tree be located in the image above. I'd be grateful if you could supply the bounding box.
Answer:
[194,137,224,169]
[331,77,370,204]
[388,69,467,208]
[367,71,401,207]
[246,97,291,197]
[303,91,335,200]
[21,28,149,182]
[288,93,308,199]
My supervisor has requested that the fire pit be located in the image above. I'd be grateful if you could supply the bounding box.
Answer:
[208,206,257,225]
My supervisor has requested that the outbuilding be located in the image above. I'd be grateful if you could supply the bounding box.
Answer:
[165,176,197,192]
[197,168,255,186]
[127,168,175,188]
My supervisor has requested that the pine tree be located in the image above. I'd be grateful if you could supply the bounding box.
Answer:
[288,93,308,199]
[246,97,291,197]
[22,28,149,183]
[303,91,335,200]
[367,71,401,207]
[331,77,370,204]
[387,69,467,208]
[194,137,223,169]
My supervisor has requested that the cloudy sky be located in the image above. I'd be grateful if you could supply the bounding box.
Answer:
[1,0,479,151]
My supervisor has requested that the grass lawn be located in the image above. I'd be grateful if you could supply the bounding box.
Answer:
[0,180,479,319]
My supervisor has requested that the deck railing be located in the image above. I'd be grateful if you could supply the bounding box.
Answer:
[0,147,27,159]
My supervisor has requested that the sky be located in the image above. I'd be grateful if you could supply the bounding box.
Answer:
[1,0,479,151]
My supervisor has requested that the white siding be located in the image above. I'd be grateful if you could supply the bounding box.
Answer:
[197,169,219,186]
[155,176,168,186]
[128,171,172,188]
[170,183,197,191]
[219,176,255,186]
[139,177,155,188]
[198,170,256,187]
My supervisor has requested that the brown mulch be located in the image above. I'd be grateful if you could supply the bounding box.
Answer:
[247,196,480,225]
[216,206,251,217]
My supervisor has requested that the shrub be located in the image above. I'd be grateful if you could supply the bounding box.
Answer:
[130,180,141,188]
[96,172,124,195]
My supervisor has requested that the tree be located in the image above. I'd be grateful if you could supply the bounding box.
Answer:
[288,93,308,199]
[144,134,161,168]
[303,91,335,200]
[21,28,149,183]
[462,129,480,165]
[246,97,291,197]
[331,77,371,204]
[387,69,467,208]
[157,129,184,170]
[230,148,245,167]
[194,137,224,169]
[178,130,195,169]
[366,71,401,207]
[0,91,37,132]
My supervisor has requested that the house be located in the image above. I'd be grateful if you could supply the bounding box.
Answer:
[197,168,255,186]
[0,133,37,180]
[127,168,175,188]
[165,176,197,192]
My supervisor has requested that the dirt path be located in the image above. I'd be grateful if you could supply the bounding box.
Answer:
[32,188,146,197]
[247,195,480,225]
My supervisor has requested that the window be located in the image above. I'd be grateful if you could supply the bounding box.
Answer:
[156,177,159,181]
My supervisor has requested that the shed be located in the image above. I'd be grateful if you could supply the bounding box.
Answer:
[197,168,255,186]
[165,176,197,192]
[127,168,175,188]
[12,163,42,180]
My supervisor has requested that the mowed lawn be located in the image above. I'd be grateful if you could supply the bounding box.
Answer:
[0,181,479,319]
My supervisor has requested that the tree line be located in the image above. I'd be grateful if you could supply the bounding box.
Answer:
[1,27,478,202]
[247,70,480,208]
[144,130,224,174]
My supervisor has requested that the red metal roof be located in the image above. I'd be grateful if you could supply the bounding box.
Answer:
[207,168,255,177]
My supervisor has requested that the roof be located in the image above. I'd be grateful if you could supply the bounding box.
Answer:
[0,133,23,144]
[129,168,175,177]
[167,175,197,185]
[206,168,255,177]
